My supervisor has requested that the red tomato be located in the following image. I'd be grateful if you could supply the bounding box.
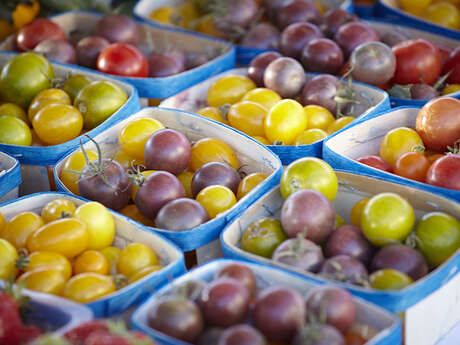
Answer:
[392,39,442,85]
[395,152,430,182]
[97,43,149,77]
[16,18,67,52]
[426,154,460,190]
[438,45,453,67]
[443,47,460,84]
[356,155,393,173]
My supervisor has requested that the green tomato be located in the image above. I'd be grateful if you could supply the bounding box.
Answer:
[0,52,54,108]
[74,80,128,130]
[415,212,460,268]
[370,269,413,290]
[241,217,287,258]
[62,75,91,102]
[280,157,338,201]
[0,115,32,146]
[361,193,415,246]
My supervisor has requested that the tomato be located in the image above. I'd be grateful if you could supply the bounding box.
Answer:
[62,75,91,102]
[416,212,460,268]
[17,268,66,295]
[252,136,271,145]
[16,18,66,51]
[0,115,32,146]
[237,172,267,200]
[129,265,163,283]
[442,84,460,95]
[150,6,179,26]
[399,0,431,15]
[97,43,149,78]
[196,185,237,219]
[391,39,442,85]
[0,52,54,108]
[41,198,76,223]
[423,2,460,29]
[350,198,370,227]
[32,104,83,145]
[0,212,5,233]
[119,204,155,227]
[394,151,430,182]
[370,269,413,290]
[344,332,367,345]
[74,250,109,275]
[1,212,44,249]
[28,88,71,123]
[207,75,256,107]
[131,170,156,201]
[304,105,335,131]
[438,45,453,67]
[60,149,99,195]
[335,214,345,228]
[443,48,460,84]
[426,154,460,190]
[119,118,165,160]
[63,273,116,303]
[190,137,239,171]
[380,127,424,167]
[99,246,121,275]
[27,218,89,258]
[326,116,354,135]
[294,128,327,145]
[242,88,282,110]
[280,157,338,201]
[361,193,415,246]
[114,150,145,171]
[23,251,72,280]
[74,202,115,250]
[196,107,229,125]
[0,239,18,279]
[74,80,128,130]
[264,99,308,145]
[241,217,287,258]
[0,103,28,124]
[425,150,444,164]
[176,171,193,199]
[177,2,199,28]
[228,101,267,137]
[117,243,158,278]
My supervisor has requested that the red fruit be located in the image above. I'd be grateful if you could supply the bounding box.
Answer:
[84,331,130,345]
[21,325,43,344]
[63,320,109,345]
[0,291,22,345]
[426,154,460,191]
[97,43,149,78]
[443,47,460,84]
[356,155,393,173]
[438,45,453,66]
[16,18,67,52]
[395,152,430,182]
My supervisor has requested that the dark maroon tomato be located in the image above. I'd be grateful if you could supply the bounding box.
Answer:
[443,47,460,84]
[356,155,393,173]
[325,225,374,265]
[253,286,305,342]
[264,0,287,22]
[33,39,77,64]
[186,52,210,69]
[191,162,241,197]
[216,0,259,32]
[144,128,191,174]
[135,171,186,220]
[147,297,204,343]
[426,154,460,191]
[200,278,250,327]
[320,255,369,286]
[248,51,282,87]
[164,48,187,72]
[78,159,132,211]
[301,38,344,74]
[371,244,428,281]
[214,263,257,297]
[438,45,454,67]
[305,286,356,333]
[148,53,184,77]
[280,189,335,244]
[279,22,323,59]
[218,324,267,345]
[410,84,439,100]
[323,8,358,38]
[179,280,208,304]
[76,36,110,68]
[16,18,67,52]
[197,328,225,345]
[97,43,149,77]
[334,22,379,58]
[240,23,280,50]
[276,0,320,29]
[301,74,339,114]
[264,57,306,98]
[155,198,209,231]
[380,30,411,47]
[293,324,345,345]
[95,14,140,45]
[272,237,324,273]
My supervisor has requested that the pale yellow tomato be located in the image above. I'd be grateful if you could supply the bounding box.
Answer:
[2,212,44,249]
[117,243,158,278]
[207,75,256,107]
[304,105,335,131]
[41,198,76,223]
[17,268,66,295]
[196,185,237,219]
[294,128,328,145]
[242,88,282,110]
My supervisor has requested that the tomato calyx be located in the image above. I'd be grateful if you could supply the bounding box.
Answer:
[113,274,128,290]
[275,233,310,261]
[334,70,361,118]
[15,248,30,271]
[446,139,460,154]
[322,260,370,287]
[126,162,147,188]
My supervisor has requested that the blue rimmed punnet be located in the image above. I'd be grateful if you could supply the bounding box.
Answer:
[0,151,21,203]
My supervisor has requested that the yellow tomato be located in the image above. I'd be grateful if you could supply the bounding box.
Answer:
[118,118,165,160]
[114,150,145,170]
[2,212,44,249]
[74,202,115,250]
[178,2,199,28]
[264,99,308,145]
[129,265,163,283]
[0,103,28,124]
[0,212,5,234]
[131,170,156,201]
[0,115,32,146]
[119,205,155,227]
[350,198,370,227]
[304,105,335,131]
[423,2,460,29]
[60,149,99,194]
[196,16,224,38]
[74,250,109,275]
[117,243,158,278]
[196,185,237,219]
[41,198,76,223]
[294,129,328,145]
[242,88,282,110]
[28,88,71,123]
[442,84,460,95]
[207,75,256,107]
[237,172,268,200]
[63,273,116,303]
[17,268,66,295]
[196,106,229,125]
[12,0,39,30]
[0,19,14,42]
[23,251,72,280]
[252,136,271,145]
[27,218,89,258]
[99,246,121,275]
[177,171,194,198]
[380,127,424,167]
[190,137,239,171]
[400,0,432,15]
[0,239,18,279]
[228,101,267,137]
[326,116,354,135]
[149,6,177,26]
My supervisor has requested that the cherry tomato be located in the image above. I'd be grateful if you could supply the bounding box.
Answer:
[117,243,158,278]
[370,269,413,290]
[438,45,453,67]
[190,137,239,171]
[207,75,256,107]
[0,115,32,146]
[294,128,327,145]
[252,136,271,145]
[129,265,163,283]
[304,105,335,131]
[425,150,444,164]
[62,75,91,102]
[426,154,460,190]
[119,118,165,160]
[74,250,109,275]
[60,149,99,195]
[443,47,460,84]
[228,101,267,137]
[392,39,442,85]
[380,127,424,167]
[2,211,44,249]
[0,239,18,279]
[41,198,76,223]
[394,151,430,182]
[17,268,66,295]
[0,103,28,124]
[242,88,282,110]
[241,217,287,258]
[177,171,194,198]
[356,155,393,173]
[196,106,229,125]
[99,246,121,275]
[120,204,155,227]
[423,2,460,29]
[63,273,116,303]
[97,43,149,77]
[399,0,431,15]
[237,172,267,200]
[28,88,71,123]
[196,185,237,219]
[16,18,66,51]
[23,251,72,280]
[326,116,354,135]
[350,198,370,227]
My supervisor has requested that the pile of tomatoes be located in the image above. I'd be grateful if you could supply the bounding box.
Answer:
[0,198,163,303]
[146,262,370,345]
[59,116,268,231]
[0,52,127,147]
[240,157,460,290]
[398,0,460,30]
[356,96,460,191]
